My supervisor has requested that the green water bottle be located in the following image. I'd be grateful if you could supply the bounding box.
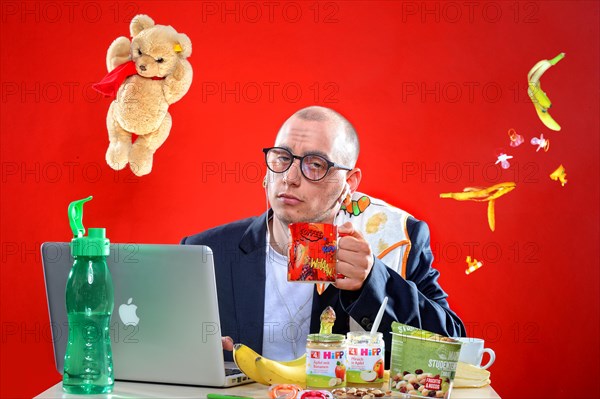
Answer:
[63,196,114,394]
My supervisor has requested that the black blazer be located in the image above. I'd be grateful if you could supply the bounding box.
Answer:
[181,210,465,365]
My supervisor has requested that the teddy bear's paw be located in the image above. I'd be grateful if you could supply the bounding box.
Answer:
[129,161,152,177]
[107,36,132,72]
[106,144,130,171]
[128,146,154,176]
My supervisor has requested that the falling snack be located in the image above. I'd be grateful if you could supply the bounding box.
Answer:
[508,128,524,147]
[465,256,483,275]
[531,134,550,152]
[440,182,517,231]
[527,52,565,131]
[549,165,567,186]
[495,153,513,170]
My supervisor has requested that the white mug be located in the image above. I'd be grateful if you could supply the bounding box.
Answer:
[456,337,496,369]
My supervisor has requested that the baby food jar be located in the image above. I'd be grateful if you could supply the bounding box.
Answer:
[306,334,347,389]
[346,332,385,384]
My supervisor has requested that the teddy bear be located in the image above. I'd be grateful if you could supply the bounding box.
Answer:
[94,14,193,176]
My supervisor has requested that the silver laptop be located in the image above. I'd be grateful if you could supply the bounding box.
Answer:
[41,242,252,387]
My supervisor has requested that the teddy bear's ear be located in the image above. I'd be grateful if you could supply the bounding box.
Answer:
[130,14,155,37]
[174,33,192,58]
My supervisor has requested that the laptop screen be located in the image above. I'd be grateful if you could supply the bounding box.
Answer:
[42,242,249,387]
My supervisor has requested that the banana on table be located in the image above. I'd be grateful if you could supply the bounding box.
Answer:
[440,182,516,231]
[233,343,307,386]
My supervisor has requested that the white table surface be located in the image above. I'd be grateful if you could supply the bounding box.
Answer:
[36,381,501,399]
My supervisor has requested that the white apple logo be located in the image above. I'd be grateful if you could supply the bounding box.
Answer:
[119,298,140,326]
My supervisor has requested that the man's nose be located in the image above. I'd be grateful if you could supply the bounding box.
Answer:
[283,161,301,185]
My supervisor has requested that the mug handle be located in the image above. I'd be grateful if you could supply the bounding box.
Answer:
[336,232,350,279]
[480,348,496,369]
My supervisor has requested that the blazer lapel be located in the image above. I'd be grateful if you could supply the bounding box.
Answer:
[232,211,269,352]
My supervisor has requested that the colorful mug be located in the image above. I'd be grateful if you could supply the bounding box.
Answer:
[288,223,339,283]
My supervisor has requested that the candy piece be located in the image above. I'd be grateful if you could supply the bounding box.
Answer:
[508,128,524,147]
[440,182,516,231]
[495,153,513,170]
[531,134,550,152]
[550,164,567,186]
[301,390,333,399]
[269,383,303,399]
[465,256,483,275]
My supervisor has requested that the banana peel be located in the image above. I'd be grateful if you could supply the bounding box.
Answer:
[440,182,516,231]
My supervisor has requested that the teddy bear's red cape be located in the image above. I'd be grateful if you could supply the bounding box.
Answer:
[92,61,139,98]
[93,61,164,98]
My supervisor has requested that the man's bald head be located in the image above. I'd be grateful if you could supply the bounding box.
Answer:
[276,106,360,168]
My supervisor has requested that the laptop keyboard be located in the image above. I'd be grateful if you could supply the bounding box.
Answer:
[225,367,242,376]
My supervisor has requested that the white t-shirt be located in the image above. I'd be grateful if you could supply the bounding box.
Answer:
[262,236,313,361]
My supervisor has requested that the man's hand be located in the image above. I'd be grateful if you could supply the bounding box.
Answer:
[335,222,374,291]
[222,336,234,351]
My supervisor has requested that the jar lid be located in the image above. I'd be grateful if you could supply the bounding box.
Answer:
[347,331,383,338]
[307,333,346,343]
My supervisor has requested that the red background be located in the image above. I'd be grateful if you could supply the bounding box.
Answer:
[1,1,599,398]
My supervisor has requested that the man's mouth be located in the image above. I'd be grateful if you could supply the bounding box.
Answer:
[277,193,302,205]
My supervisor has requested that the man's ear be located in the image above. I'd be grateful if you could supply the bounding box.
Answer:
[130,14,155,37]
[174,33,192,58]
[346,168,362,193]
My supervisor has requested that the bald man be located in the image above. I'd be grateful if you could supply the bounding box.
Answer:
[181,106,464,365]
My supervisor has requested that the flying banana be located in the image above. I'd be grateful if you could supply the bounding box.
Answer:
[255,355,307,387]
[527,52,565,131]
[233,343,306,386]
[440,182,516,232]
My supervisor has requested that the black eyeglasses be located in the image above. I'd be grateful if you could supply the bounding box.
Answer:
[262,147,352,181]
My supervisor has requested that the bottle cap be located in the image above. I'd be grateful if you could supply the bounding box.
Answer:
[68,196,110,257]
